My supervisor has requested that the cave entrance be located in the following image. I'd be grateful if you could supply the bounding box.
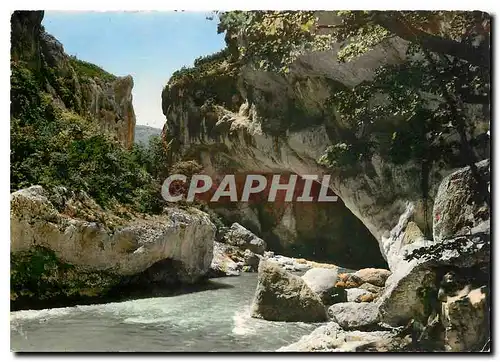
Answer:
[209,172,387,270]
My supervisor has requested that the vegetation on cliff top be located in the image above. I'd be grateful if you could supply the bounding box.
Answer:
[68,55,117,82]
[11,56,167,214]
[164,47,240,113]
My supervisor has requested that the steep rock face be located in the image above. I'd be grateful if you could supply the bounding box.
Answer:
[162,87,384,267]
[10,186,215,304]
[160,13,489,269]
[80,74,136,148]
[11,11,136,147]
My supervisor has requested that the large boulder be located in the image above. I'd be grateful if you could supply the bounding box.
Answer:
[354,268,392,287]
[302,267,346,305]
[433,159,490,242]
[328,302,380,330]
[378,260,437,326]
[442,286,489,352]
[379,232,490,327]
[11,186,216,302]
[222,223,267,255]
[250,261,327,322]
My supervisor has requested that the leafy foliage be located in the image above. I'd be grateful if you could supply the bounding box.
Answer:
[218,11,331,72]
[216,11,490,174]
[10,60,167,214]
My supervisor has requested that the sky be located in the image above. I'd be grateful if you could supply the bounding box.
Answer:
[42,11,226,129]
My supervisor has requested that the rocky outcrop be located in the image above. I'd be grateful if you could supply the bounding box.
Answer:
[221,223,267,255]
[11,11,136,147]
[442,286,489,352]
[278,160,490,351]
[250,261,327,322]
[161,11,489,270]
[302,267,347,305]
[80,75,136,148]
[10,186,215,303]
[208,223,265,276]
[374,161,490,351]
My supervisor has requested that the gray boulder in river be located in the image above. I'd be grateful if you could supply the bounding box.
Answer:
[251,261,327,322]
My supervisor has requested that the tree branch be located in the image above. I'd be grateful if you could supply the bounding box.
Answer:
[372,13,490,69]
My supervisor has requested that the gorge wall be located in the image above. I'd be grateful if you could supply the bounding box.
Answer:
[11,11,136,148]
[161,12,489,270]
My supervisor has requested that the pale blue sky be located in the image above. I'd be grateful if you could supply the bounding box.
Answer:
[42,11,226,128]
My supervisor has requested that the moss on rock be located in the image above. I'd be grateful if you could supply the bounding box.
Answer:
[11,246,119,306]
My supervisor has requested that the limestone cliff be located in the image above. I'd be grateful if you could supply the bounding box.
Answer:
[161,12,489,269]
[11,11,136,147]
[11,186,215,308]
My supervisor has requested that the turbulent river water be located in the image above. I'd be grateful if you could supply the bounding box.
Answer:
[11,273,320,352]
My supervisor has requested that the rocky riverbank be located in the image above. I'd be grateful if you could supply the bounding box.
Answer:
[256,161,489,352]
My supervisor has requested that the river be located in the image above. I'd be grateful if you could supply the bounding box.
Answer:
[10,273,320,352]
